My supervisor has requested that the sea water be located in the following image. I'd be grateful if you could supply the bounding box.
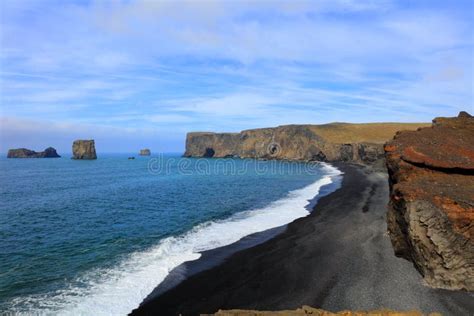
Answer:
[0,154,341,315]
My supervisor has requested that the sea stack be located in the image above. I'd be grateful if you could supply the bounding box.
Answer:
[384,111,474,290]
[72,140,97,160]
[139,149,151,156]
[7,147,60,158]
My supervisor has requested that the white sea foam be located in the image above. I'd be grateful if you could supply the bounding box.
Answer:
[9,163,342,316]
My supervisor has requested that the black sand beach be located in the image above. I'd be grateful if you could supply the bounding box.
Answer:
[131,163,473,316]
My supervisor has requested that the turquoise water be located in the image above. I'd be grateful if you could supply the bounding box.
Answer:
[0,154,340,314]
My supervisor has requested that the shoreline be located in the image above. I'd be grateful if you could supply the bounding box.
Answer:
[131,163,473,316]
[138,165,343,303]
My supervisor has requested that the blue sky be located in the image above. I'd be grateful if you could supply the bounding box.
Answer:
[0,0,473,153]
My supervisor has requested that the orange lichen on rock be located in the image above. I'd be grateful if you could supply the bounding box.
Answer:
[432,196,474,239]
[387,111,474,172]
[383,144,397,152]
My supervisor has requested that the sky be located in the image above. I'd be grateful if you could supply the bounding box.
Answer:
[0,0,473,153]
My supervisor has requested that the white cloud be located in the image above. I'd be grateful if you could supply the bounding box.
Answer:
[147,114,195,123]
[0,0,472,150]
[171,94,272,116]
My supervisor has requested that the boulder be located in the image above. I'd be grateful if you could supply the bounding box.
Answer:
[7,147,60,158]
[384,111,474,290]
[72,140,97,160]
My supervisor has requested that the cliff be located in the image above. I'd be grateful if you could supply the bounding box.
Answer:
[384,112,474,290]
[7,147,60,158]
[139,149,151,156]
[72,140,97,160]
[184,123,428,164]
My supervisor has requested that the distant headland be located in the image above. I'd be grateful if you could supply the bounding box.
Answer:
[184,122,430,167]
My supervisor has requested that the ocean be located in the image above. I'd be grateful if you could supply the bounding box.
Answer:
[0,154,341,315]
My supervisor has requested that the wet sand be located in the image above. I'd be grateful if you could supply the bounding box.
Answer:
[131,163,473,316]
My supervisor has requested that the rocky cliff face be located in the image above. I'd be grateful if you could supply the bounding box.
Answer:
[384,112,473,290]
[7,147,60,158]
[139,149,151,156]
[184,123,425,164]
[72,140,97,160]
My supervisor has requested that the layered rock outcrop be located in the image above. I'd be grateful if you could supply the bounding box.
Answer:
[208,306,438,316]
[184,123,427,164]
[139,149,151,156]
[72,140,97,160]
[7,147,60,158]
[385,112,474,290]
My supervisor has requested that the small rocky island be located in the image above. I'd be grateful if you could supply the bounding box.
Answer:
[385,111,473,290]
[72,140,97,160]
[7,147,60,158]
[139,149,151,156]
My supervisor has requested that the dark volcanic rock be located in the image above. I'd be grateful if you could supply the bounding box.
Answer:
[7,147,60,158]
[384,111,474,290]
[43,147,60,158]
[339,144,354,161]
[458,111,472,118]
[358,143,384,164]
[72,140,97,160]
